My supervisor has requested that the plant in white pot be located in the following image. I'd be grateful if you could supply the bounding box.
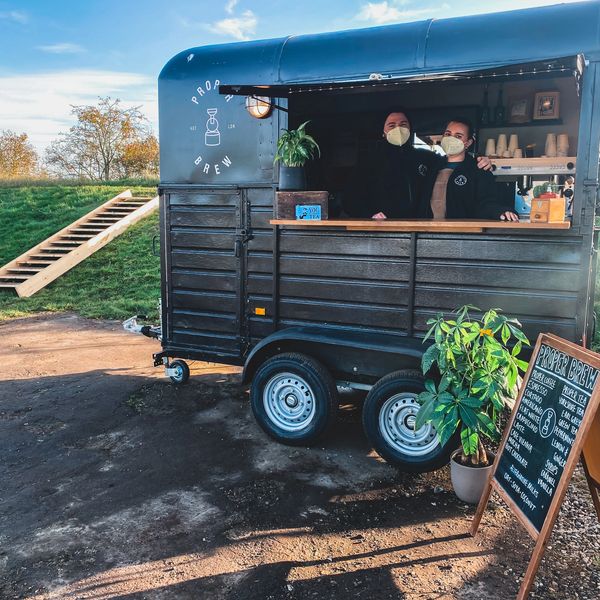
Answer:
[415,305,530,504]
[275,121,320,191]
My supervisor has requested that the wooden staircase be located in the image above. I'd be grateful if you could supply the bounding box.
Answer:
[0,190,158,298]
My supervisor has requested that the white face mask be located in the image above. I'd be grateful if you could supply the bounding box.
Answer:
[385,126,411,147]
[441,135,466,156]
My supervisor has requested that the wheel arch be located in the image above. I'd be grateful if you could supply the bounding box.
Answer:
[242,326,428,385]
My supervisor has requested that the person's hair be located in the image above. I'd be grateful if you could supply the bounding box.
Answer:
[446,117,474,140]
[384,108,413,131]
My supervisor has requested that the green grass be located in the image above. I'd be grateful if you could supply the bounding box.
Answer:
[0,185,160,321]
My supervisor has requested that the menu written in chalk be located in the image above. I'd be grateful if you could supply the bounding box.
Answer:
[495,343,600,532]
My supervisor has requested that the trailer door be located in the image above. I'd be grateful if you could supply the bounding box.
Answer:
[162,189,243,359]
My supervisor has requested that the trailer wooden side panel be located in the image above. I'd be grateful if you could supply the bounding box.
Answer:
[163,190,242,357]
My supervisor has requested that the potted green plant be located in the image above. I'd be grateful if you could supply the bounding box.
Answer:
[274,121,320,191]
[415,305,530,503]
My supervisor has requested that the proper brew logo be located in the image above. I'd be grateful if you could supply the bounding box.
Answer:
[418,163,428,177]
[454,174,468,186]
[189,77,236,176]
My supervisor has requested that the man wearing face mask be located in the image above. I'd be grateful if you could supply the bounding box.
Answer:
[418,118,519,221]
[344,110,491,219]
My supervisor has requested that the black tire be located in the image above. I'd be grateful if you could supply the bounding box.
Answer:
[169,359,190,385]
[250,352,338,446]
[362,369,459,472]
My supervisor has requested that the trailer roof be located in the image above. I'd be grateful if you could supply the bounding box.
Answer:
[160,1,600,86]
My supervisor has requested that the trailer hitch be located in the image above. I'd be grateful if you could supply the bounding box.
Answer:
[123,315,161,340]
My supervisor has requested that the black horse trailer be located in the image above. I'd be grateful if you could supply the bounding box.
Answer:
[153,1,600,471]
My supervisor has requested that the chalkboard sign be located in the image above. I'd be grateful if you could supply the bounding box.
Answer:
[494,338,599,532]
[472,333,600,600]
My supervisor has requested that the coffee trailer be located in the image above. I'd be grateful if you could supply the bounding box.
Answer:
[153,1,600,471]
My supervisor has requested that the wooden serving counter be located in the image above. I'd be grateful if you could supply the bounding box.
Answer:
[270,218,571,233]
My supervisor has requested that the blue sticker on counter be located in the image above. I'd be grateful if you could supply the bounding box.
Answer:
[295,205,322,220]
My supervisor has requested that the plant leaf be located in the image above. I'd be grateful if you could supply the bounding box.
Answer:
[421,344,439,374]
[461,427,479,456]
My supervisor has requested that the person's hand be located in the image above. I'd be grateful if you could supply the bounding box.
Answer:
[372,212,387,220]
[500,211,519,222]
[477,155,493,171]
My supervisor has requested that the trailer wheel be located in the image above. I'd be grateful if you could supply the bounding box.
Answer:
[169,360,190,385]
[362,370,458,472]
[250,353,338,446]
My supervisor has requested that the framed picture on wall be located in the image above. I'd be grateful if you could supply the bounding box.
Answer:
[533,91,560,120]
[508,97,531,124]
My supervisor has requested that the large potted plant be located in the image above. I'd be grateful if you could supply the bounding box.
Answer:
[275,121,320,191]
[415,305,530,504]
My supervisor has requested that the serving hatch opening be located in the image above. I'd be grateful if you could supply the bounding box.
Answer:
[223,55,584,225]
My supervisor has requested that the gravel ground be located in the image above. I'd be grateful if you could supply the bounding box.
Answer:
[0,313,598,599]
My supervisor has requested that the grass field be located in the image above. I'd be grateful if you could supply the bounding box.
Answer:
[0,185,160,321]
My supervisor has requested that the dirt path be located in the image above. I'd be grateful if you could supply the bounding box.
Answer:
[0,314,598,599]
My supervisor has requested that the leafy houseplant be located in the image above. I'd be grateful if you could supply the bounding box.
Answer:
[274,121,320,191]
[415,305,530,470]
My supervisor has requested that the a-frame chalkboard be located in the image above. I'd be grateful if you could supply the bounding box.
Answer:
[471,333,600,600]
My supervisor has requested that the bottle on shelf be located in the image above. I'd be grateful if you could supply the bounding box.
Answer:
[480,85,491,128]
[494,85,505,126]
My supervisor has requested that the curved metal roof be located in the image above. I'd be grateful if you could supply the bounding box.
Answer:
[160,1,600,85]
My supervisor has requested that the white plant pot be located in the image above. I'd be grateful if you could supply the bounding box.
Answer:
[450,449,495,504]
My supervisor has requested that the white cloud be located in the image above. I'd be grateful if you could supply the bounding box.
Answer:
[355,1,450,24]
[0,10,28,23]
[356,2,403,24]
[0,70,157,153]
[36,43,86,54]
[209,9,257,41]
[225,0,238,15]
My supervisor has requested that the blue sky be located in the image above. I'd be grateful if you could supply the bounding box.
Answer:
[0,0,587,152]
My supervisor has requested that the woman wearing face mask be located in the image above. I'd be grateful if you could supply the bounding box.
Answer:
[343,110,491,219]
[417,118,519,221]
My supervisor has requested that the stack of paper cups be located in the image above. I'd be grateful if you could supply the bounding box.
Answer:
[485,138,496,157]
[557,134,569,157]
[497,134,508,157]
[513,149,523,159]
[545,133,557,158]
[508,134,519,157]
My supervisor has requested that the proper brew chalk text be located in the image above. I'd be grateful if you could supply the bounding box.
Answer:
[495,343,600,532]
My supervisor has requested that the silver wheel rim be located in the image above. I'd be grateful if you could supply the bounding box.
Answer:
[263,372,316,432]
[378,392,440,457]
[173,365,183,381]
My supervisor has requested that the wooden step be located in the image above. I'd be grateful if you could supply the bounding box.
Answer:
[50,240,81,245]
[69,228,104,233]
[63,234,96,239]
[19,260,54,266]
[0,275,29,282]
[7,267,43,273]
[0,283,18,288]
[36,250,70,255]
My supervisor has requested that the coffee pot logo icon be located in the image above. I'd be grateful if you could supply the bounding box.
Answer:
[205,108,221,146]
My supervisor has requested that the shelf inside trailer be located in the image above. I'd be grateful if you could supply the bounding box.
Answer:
[270,219,571,233]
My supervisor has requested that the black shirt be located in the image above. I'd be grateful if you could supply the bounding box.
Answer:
[344,141,442,218]
[417,154,512,219]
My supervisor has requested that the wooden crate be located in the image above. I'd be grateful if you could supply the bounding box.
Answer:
[275,191,329,220]
[530,197,566,223]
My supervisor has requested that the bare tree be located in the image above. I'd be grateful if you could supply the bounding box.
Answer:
[0,130,39,179]
[45,97,153,180]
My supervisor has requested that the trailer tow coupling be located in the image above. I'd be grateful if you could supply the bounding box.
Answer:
[122,315,161,340]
